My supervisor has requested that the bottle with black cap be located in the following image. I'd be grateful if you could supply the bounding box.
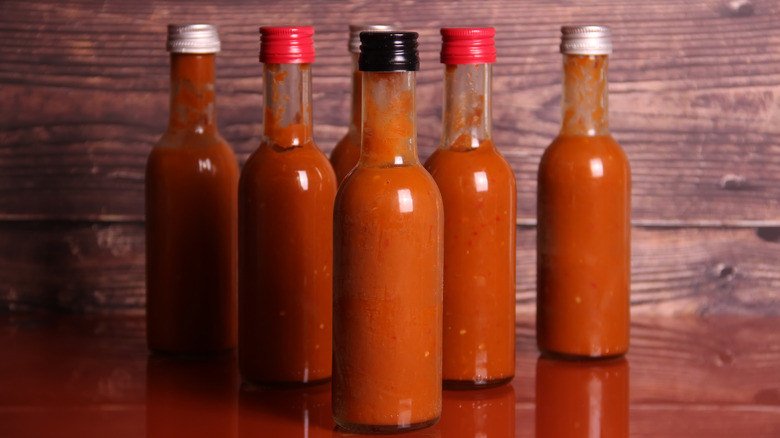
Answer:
[332,31,444,433]
[145,24,239,354]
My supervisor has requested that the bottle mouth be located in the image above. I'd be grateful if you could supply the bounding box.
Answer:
[359,31,419,72]
[440,27,496,65]
[259,26,315,64]
[560,25,612,55]
[167,24,221,54]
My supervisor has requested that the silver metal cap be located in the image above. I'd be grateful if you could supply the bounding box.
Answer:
[167,24,221,54]
[348,24,394,53]
[560,25,611,55]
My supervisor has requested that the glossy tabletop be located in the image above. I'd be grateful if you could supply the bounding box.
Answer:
[1,314,779,437]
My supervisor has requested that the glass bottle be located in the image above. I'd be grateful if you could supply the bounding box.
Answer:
[536,356,629,438]
[239,26,337,385]
[424,27,516,389]
[145,24,239,354]
[332,31,443,433]
[536,25,631,358]
[330,24,393,185]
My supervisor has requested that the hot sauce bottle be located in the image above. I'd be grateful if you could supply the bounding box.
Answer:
[536,356,629,438]
[536,26,631,358]
[239,27,337,385]
[332,31,444,433]
[330,24,393,185]
[424,27,517,389]
[145,24,239,354]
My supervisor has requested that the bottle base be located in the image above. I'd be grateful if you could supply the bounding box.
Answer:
[443,375,514,390]
[334,416,439,434]
[538,347,627,361]
[148,346,236,358]
[241,375,331,388]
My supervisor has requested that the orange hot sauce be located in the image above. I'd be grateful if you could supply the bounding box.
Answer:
[146,25,239,354]
[239,27,336,385]
[333,32,443,433]
[537,26,631,358]
[425,28,516,389]
[536,356,629,438]
[331,25,394,184]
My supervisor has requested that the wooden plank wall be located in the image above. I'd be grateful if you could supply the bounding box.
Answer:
[1,0,778,315]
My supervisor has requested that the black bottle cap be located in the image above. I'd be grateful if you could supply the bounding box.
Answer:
[359,31,419,72]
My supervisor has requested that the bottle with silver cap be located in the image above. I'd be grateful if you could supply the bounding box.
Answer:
[145,24,239,354]
[536,25,631,359]
[329,24,394,185]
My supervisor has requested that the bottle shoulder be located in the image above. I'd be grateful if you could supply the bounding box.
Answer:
[539,134,630,183]
[425,143,516,182]
[541,135,628,166]
[147,134,238,175]
[335,164,443,220]
[241,141,337,187]
[338,164,441,200]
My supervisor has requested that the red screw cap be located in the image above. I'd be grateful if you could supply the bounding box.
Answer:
[440,27,496,64]
[259,26,315,64]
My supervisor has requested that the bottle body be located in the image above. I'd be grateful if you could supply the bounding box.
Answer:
[145,53,239,354]
[333,69,443,432]
[330,53,362,184]
[536,52,631,358]
[424,63,516,388]
[239,61,336,385]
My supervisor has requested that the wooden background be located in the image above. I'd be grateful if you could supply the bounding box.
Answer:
[1,0,778,315]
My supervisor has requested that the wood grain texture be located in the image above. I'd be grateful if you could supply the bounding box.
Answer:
[3,223,778,315]
[1,0,779,223]
[0,222,145,313]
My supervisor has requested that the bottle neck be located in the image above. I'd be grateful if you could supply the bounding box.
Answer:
[561,54,610,136]
[347,53,361,144]
[262,63,314,148]
[360,71,418,167]
[441,63,492,151]
[168,54,218,134]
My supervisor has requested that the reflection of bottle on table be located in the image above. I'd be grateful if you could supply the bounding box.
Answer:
[536,356,629,438]
[439,384,515,438]
[238,382,332,438]
[146,354,238,438]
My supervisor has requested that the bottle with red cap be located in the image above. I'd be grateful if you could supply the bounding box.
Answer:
[238,26,337,385]
[424,28,517,389]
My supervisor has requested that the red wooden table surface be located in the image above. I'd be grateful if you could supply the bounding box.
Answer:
[1,313,778,437]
